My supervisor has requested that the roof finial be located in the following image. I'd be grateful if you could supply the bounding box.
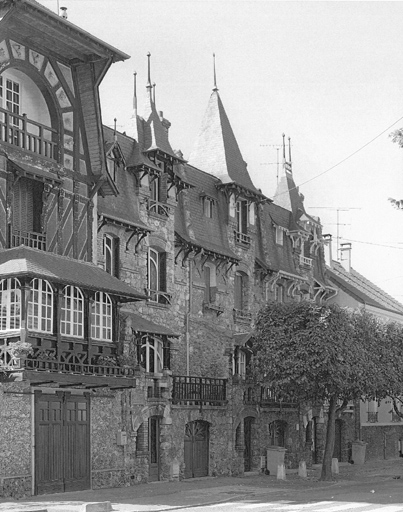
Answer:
[213,53,218,92]
[153,82,156,105]
[114,118,117,142]
[146,52,152,91]
[282,133,286,161]
[288,136,292,165]
[133,71,137,113]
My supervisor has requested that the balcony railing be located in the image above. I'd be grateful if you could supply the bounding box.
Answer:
[299,255,313,267]
[234,230,251,246]
[0,337,135,379]
[172,376,227,405]
[0,107,58,161]
[259,387,297,408]
[147,289,172,305]
[12,229,46,251]
[367,412,378,423]
[147,199,169,217]
[233,308,252,323]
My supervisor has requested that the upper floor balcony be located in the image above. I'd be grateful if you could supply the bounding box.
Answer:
[172,376,227,406]
[11,228,46,251]
[299,254,313,268]
[234,230,251,247]
[0,107,58,161]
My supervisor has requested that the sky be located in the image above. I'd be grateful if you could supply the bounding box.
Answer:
[39,0,403,303]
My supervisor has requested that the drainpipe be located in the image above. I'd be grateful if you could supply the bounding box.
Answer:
[186,258,192,376]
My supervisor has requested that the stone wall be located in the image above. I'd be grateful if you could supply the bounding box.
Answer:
[362,424,403,461]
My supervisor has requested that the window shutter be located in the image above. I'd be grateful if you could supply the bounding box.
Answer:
[159,252,167,292]
[159,173,169,203]
[113,237,120,278]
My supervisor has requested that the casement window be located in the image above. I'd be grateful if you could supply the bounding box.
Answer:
[0,76,20,126]
[237,351,246,378]
[204,264,217,304]
[106,156,118,182]
[27,278,53,333]
[91,292,112,341]
[234,271,247,311]
[148,248,169,304]
[149,174,169,216]
[275,226,284,246]
[275,284,284,303]
[103,234,119,277]
[236,200,248,235]
[203,197,214,218]
[140,335,163,373]
[60,285,84,337]
[0,278,21,331]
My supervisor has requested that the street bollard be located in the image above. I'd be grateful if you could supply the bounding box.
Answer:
[332,457,339,474]
[277,463,286,480]
[298,460,307,478]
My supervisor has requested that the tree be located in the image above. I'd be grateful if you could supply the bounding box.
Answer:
[388,130,403,209]
[252,301,398,481]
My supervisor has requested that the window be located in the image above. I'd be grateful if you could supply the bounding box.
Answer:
[12,177,45,249]
[234,271,247,311]
[61,286,84,337]
[140,335,163,373]
[106,156,118,182]
[275,284,284,303]
[203,197,214,218]
[28,279,53,333]
[91,292,112,341]
[237,351,246,378]
[0,77,20,126]
[148,248,169,304]
[0,278,21,331]
[149,173,169,216]
[103,234,119,277]
[204,265,217,304]
[236,200,248,235]
[275,226,284,246]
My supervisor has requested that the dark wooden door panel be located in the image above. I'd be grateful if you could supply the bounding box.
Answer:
[35,392,90,495]
[148,417,160,482]
[184,421,209,478]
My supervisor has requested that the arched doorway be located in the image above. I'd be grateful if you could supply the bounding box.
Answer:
[269,419,287,447]
[244,417,254,472]
[184,420,209,478]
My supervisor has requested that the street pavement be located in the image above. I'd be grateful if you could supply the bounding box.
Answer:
[2,459,403,512]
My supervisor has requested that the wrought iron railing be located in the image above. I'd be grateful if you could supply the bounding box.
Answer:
[12,229,46,251]
[147,289,172,305]
[234,230,251,246]
[0,337,135,378]
[0,107,58,160]
[147,199,170,217]
[172,376,227,405]
[259,387,297,408]
[299,255,313,267]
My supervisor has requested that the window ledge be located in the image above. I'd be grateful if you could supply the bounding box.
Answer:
[203,302,224,316]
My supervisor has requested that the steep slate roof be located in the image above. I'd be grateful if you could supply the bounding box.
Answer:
[188,90,257,191]
[175,164,238,261]
[99,127,149,231]
[0,246,146,301]
[327,261,403,315]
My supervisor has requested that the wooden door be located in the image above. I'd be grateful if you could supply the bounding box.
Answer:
[35,392,90,495]
[148,416,160,482]
[244,417,253,472]
[184,421,209,478]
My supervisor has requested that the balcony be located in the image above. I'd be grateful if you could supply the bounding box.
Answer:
[299,255,313,268]
[147,199,170,218]
[0,108,58,161]
[0,336,136,388]
[12,229,46,251]
[172,376,227,406]
[259,387,297,409]
[233,308,252,324]
[147,289,172,306]
[234,230,251,247]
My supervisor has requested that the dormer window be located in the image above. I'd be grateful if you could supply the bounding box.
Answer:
[106,154,118,182]
[275,227,284,246]
[235,199,251,246]
[203,197,214,218]
[148,174,169,217]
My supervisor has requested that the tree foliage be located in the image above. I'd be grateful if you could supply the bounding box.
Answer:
[252,301,403,480]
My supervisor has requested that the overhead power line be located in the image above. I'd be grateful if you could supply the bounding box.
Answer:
[272,113,403,199]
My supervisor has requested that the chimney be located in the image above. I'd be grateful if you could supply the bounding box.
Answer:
[322,234,333,268]
[340,243,352,273]
[60,7,68,19]
[159,111,171,135]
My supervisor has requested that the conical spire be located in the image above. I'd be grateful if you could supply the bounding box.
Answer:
[213,53,218,92]
[189,88,256,190]
[126,71,140,141]
[274,133,303,216]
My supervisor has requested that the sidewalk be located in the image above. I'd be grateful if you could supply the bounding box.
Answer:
[2,459,403,512]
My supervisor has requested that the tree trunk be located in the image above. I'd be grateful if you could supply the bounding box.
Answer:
[320,395,337,481]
